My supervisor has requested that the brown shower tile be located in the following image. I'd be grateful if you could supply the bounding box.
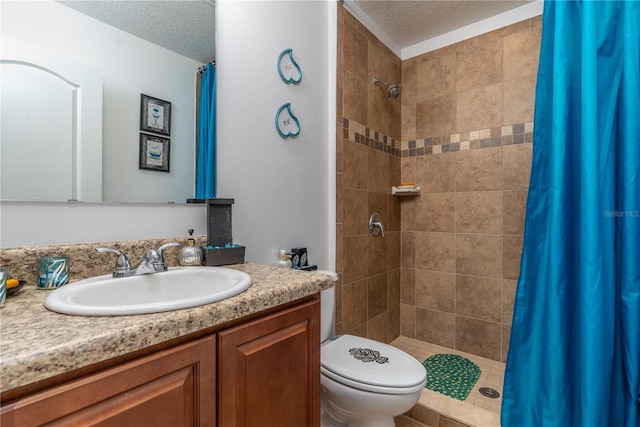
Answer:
[401,304,416,338]
[343,139,368,190]
[417,51,456,102]
[342,279,368,331]
[455,147,503,192]
[456,83,503,132]
[387,231,401,270]
[401,196,417,232]
[367,312,388,343]
[402,232,415,268]
[401,157,417,185]
[415,192,456,232]
[336,126,344,174]
[387,193,401,232]
[368,84,390,135]
[335,273,343,325]
[455,191,503,234]
[502,279,517,325]
[503,190,528,235]
[343,70,367,125]
[388,268,401,307]
[456,275,502,322]
[502,324,512,362]
[336,172,344,225]
[336,223,344,274]
[416,308,455,348]
[503,235,523,280]
[503,144,532,190]
[503,25,541,81]
[368,232,388,276]
[456,33,503,93]
[415,269,455,312]
[343,235,368,284]
[455,317,502,361]
[388,304,401,343]
[415,232,456,273]
[417,95,456,139]
[369,191,388,223]
[368,273,388,319]
[503,75,537,125]
[369,149,390,192]
[404,405,440,427]
[343,188,368,236]
[401,267,415,305]
[343,17,367,81]
[456,234,503,278]
[417,152,456,193]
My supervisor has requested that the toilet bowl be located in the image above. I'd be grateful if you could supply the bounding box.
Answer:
[318,271,427,427]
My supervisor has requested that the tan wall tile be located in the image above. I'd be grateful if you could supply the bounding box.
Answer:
[405,405,440,427]
[401,304,416,338]
[455,316,502,361]
[343,139,368,190]
[367,312,388,342]
[415,232,456,273]
[388,268,401,307]
[343,235,368,284]
[336,223,344,274]
[502,279,517,325]
[343,70,368,124]
[503,190,527,235]
[336,172,344,225]
[401,197,417,231]
[401,267,416,305]
[503,235,523,280]
[402,157,417,185]
[388,304,401,342]
[503,26,541,81]
[368,85,390,134]
[343,20,367,81]
[343,188,368,236]
[417,52,456,101]
[455,191,503,234]
[456,83,503,132]
[503,144,532,190]
[336,128,344,174]
[456,34,503,93]
[368,273,389,319]
[387,231,401,270]
[402,232,415,268]
[388,193,402,232]
[502,324,511,362]
[417,152,456,193]
[455,275,502,322]
[503,75,536,125]
[342,279,368,331]
[456,234,503,278]
[415,269,455,312]
[416,308,455,348]
[415,192,456,232]
[368,232,388,276]
[455,147,503,192]
[368,149,390,192]
[417,94,456,138]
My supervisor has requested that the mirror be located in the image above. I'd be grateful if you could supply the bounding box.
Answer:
[0,0,215,203]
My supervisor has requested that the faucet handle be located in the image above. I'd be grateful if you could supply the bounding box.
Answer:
[154,242,179,271]
[96,247,133,277]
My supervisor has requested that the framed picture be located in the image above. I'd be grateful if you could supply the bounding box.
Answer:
[139,133,170,172]
[140,94,171,135]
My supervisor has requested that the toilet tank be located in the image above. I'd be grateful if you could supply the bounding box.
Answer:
[316,271,338,342]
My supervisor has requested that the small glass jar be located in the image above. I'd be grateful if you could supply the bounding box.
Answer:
[275,247,292,268]
[179,229,203,266]
[36,256,69,289]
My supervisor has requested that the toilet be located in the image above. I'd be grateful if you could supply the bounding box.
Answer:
[318,271,427,427]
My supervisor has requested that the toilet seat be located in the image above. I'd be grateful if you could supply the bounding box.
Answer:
[321,335,427,395]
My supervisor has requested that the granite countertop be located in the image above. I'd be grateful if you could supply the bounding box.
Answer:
[0,263,333,392]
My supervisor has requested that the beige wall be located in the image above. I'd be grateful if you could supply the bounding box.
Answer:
[337,4,541,362]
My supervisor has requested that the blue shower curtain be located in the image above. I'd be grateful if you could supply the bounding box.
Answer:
[196,63,216,199]
[502,1,640,426]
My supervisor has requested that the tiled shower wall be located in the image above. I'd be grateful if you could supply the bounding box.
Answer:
[336,4,541,361]
[335,5,403,342]
[400,18,541,362]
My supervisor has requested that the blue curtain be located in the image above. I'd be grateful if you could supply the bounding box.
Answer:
[501,1,640,426]
[196,63,216,199]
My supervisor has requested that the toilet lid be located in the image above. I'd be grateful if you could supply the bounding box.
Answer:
[321,335,427,389]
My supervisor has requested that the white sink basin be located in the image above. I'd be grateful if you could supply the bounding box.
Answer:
[44,267,252,316]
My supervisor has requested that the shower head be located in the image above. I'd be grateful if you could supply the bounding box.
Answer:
[373,77,402,100]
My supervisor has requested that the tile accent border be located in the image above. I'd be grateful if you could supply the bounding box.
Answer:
[341,118,402,157]
[402,122,534,158]
[340,118,533,159]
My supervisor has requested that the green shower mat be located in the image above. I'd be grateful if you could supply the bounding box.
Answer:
[422,354,481,401]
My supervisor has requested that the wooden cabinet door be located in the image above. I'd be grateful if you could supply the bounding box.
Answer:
[218,298,320,427]
[1,335,216,427]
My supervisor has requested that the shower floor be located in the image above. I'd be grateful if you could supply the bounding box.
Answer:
[391,336,504,427]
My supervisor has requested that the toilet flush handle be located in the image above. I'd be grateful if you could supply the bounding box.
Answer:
[369,212,385,237]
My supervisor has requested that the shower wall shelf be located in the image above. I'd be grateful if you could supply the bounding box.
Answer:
[392,186,421,196]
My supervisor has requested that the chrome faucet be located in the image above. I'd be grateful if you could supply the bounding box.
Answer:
[97,243,179,278]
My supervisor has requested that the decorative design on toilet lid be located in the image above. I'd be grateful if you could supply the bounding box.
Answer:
[349,347,389,364]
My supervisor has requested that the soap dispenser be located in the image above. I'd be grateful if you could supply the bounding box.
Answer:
[179,229,203,266]
[275,247,292,268]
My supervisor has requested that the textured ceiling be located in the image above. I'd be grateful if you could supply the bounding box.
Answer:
[347,0,537,56]
[58,0,215,64]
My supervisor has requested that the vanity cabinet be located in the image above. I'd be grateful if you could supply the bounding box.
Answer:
[1,296,320,427]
